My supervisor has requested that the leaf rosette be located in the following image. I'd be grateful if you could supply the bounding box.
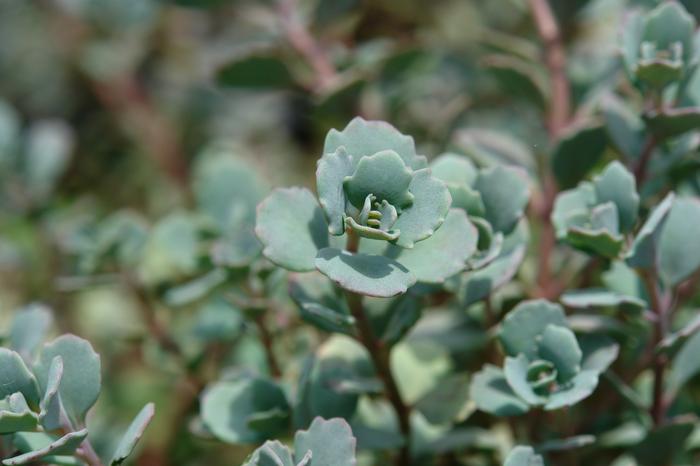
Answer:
[470,300,617,415]
[621,1,697,89]
[256,117,481,297]
[552,161,639,258]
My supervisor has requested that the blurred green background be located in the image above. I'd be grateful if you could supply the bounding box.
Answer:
[1,0,698,464]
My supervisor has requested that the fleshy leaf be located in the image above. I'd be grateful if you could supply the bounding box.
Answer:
[625,193,675,270]
[34,335,101,427]
[429,153,478,187]
[551,183,597,239]
[386,209,477,283]
[201,377,289,444]
[317,147,354,235]
[315,248,415,298]
[0,349,40,406]
[538,325,582,382]
[474,165,530,233]
[38,356,63,431]
[289,273,354,335]
[544,370,599,410]
[561,289,646,313]
[295,336,373,426]
[343,150,413,209]
[593,161,639,233]
[504,446,544,466]
[9,304,53,363]
[391,168,451,248]
[658,197,700,286]
[504,355,546,406]
[0,394,39,434]
[110,403,156,465]
[469,365,529,416]
[293,417,357,466]
[580,334,620,373]
[462,245,526,306]
[632,419,695,466]
[391,340,451,404]
[499,300,567,359]
[668,330,700,393]
[601,96,646,159]
[645,108,700,139]
[551,125,607,189]
[2,429,88,466]
[244,440,294,466]
[256,187,330,272]
[323,117,425,171]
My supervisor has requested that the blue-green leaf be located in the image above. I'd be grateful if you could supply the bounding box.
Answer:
[256,188,330,272]
[315,248,415,298]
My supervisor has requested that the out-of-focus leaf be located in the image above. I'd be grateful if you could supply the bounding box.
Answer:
[645,108,700,140]
[34,335,101,427]
[257,188,329,272]
[561,289,646,313]
[658,197,700,286]
[217,55,296,90]
[453,128,535,171]
[110,403,155,465]
[9,304,53,362]
[3,430,88,466]
[201,376,289,444]
[293,417,357,466]
[551,124,608,189]
[483,54,547,109]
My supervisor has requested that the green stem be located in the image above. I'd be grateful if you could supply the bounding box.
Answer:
[344,231,412,465]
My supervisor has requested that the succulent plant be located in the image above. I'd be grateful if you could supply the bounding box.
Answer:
[622,1,697,89]
[0,307,154,466]
[552,160,639,258]
[470,299,619,415]
[256,117,482,297]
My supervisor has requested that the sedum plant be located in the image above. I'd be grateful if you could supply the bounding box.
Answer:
[3,0,700,465]
[0,307,154,466]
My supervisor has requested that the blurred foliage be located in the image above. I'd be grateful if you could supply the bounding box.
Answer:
[1,0,700,465]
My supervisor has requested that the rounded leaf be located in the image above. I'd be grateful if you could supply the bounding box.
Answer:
[315,248,416,298]
[317,147,354,235]
[474,165,530,233]
[658,197,700,286]
[343,150,414,209]
[294,417,357,466]
[391,168,451,248]
[537,325,582,382]
[201,377,289,444]
[35,335,101,427]
[388,209,478,283]
[469,365,529,416]
[256,187,330,272]
[593,161,639,233]
[544,370,599,410]
[499,300,567,359]
[323,117,425,171]
[0,349,40,406]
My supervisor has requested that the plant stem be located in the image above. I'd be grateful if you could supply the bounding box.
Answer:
[344,232,412,465]
[633,135,657,187]
[640,270,670,425]
[277,0,338,93]
[254,312,282,378]
[528,0,571,300]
